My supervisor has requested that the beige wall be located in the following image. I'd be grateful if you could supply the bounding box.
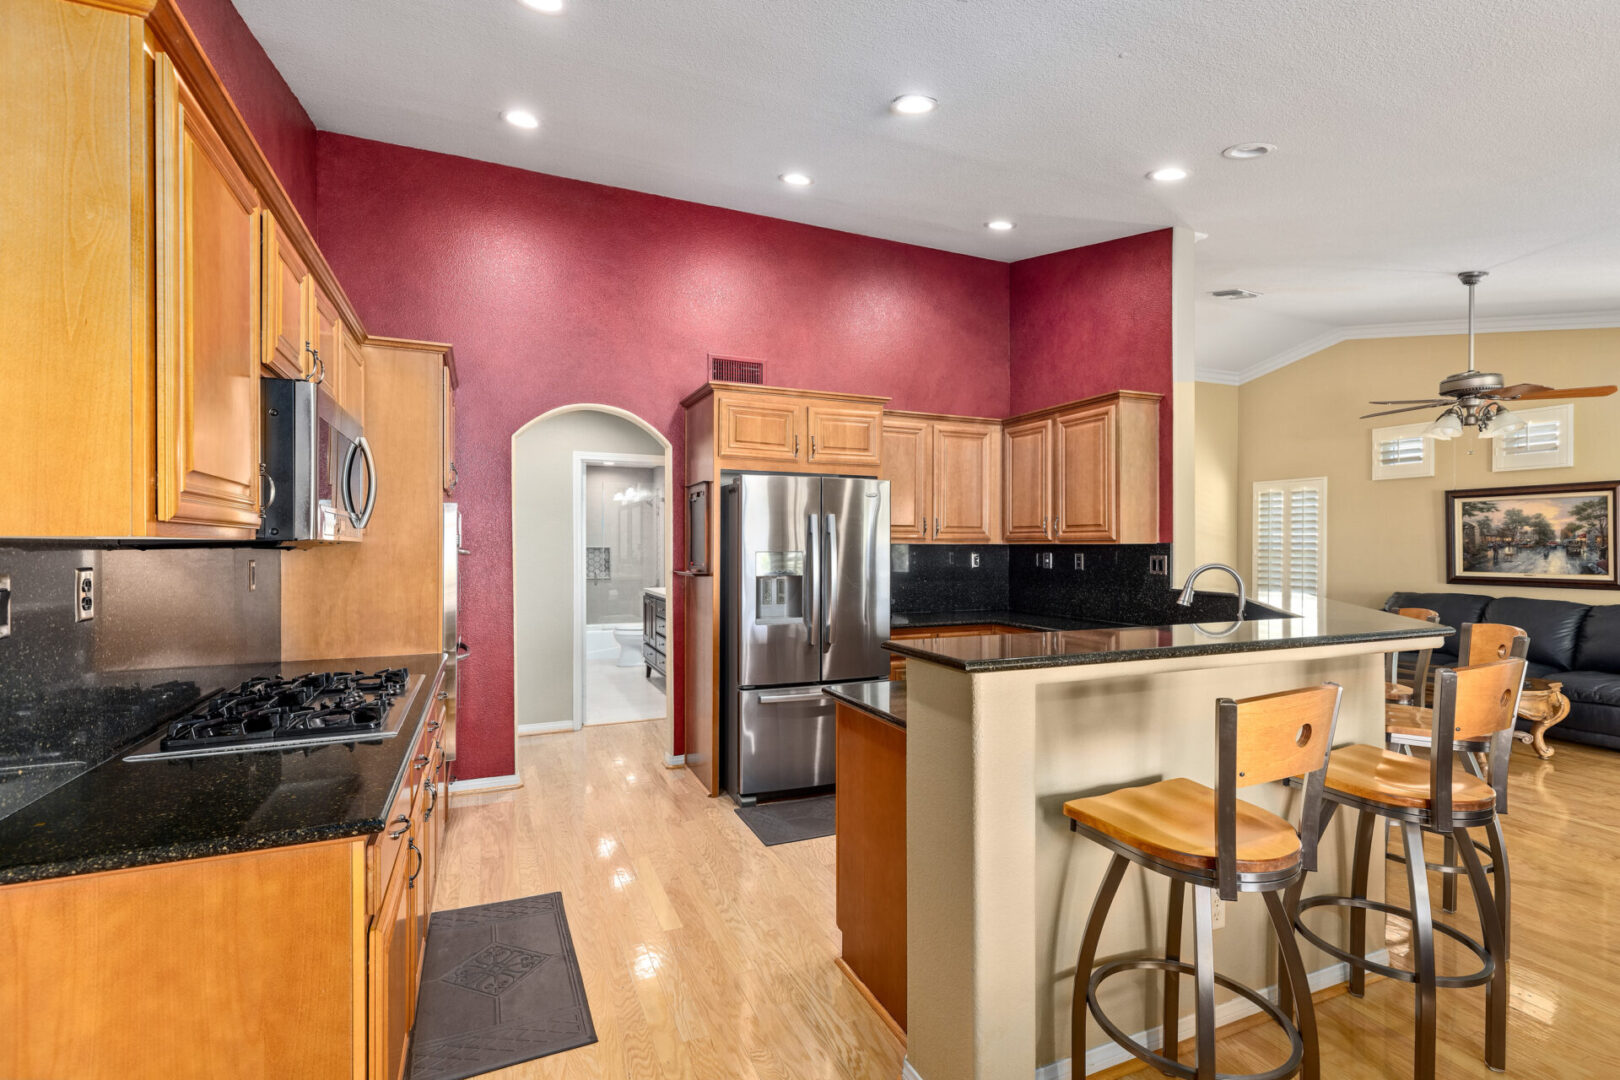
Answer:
[1193,381,1241,569]
[512,410,665,729]
[1213,328,1620,609]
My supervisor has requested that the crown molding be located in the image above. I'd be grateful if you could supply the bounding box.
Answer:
[1196,309,1620,387]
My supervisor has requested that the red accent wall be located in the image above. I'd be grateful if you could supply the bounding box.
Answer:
[1008,229,1175,541]
[175,0,319,226]
[314,133,1012,781]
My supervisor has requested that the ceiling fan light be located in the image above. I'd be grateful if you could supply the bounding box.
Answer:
[1425,412,1464,440]
[1494,408,1528,435]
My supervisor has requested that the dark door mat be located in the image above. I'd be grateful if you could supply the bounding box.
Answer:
[735,793,836,846]
[408,892,596,1080]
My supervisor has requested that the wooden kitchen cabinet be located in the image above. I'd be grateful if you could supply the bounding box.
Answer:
[1002,417,1054,540]
[880,412,998,543]
[880,416,931,541]
[441,363,457,495]
[693,383,890,476]
[312,281,340,387]
[371,848,416,1080]
[716,389,806,463]
[152,53,264,535]
[806,401,884,468]
[261,211,313,378]
[335,319,366,422]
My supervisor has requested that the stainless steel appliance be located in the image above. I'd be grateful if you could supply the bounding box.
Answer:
[721,473,889,802]
[442,503,465,762]
[258,378,376,542]
[124,667,424,762]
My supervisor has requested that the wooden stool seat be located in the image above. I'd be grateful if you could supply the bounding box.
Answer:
[1386,681,1414,702]
[1326,743,1497,813]
[1064,777,1301,874]
[1384,702,1433,741]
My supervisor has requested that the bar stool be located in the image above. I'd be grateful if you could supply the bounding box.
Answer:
[1291,657,1524,1079]
[1064,683,1343,1080]
[1386,623,1527,947]
[1385,607,1440,706]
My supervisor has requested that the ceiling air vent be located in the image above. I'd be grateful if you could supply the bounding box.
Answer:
[710,355,765,384]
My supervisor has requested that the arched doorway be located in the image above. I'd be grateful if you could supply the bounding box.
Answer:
[510,405,674,760]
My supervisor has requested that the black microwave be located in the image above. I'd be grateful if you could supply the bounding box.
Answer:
[258,378,375,542]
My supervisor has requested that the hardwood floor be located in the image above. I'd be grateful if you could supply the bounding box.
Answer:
[439,724,1620,1079]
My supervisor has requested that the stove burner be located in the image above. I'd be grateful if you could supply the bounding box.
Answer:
[160,668,408,752]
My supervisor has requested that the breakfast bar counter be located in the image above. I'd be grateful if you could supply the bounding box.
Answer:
[893,601,1449,1080]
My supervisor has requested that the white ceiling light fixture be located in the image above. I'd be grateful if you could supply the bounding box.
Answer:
[1210,288,1260,299]
[890,94,937,115]
[779,172,813,187]
[1147,166,1189,182]
[986,219,1015,231]
[518,0,564,12]
[1221,142,1275,159]
[502,108,540,129]
[1360,271,1617,437]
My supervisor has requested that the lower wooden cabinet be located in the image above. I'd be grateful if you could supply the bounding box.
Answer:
[370,850,416,1080]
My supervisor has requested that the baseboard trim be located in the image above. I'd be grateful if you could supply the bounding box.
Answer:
[664,753,687,768]
[517,721,574,736]
[903,953,1389,1080]
[447,773,523,795]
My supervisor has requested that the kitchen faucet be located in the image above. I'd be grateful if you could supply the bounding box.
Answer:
[1176,563,1247,620]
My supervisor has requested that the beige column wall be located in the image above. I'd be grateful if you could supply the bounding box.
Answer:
[1193,381,1241,569]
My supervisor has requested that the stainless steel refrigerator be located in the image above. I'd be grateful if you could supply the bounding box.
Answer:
[721,473,890,803]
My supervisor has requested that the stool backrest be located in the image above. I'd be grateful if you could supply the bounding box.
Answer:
[1429,657,1527,827]
[1391,608,1441,706]
[1214,683,1343,899]
[1459,622,1529,665]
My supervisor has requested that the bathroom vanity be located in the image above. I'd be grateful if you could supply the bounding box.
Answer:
[642,587,667,679]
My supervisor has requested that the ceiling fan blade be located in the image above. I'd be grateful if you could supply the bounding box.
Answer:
[1480,382,1548,399]
[1360,404,1450,419]
[1510,385,1618,400]
[1367,398,1453,406]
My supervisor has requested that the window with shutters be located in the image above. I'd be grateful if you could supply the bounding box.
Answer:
[1492,404,1574,472]
[1370,422,1434,480]
[1253,478,1326,618]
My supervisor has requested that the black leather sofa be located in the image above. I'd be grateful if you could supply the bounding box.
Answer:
[1386,591,1620,750]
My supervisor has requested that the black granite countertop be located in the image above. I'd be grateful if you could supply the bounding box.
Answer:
[0,653,447,885]
[885,600,1451,673]
[891,610,1130,633]
[826,680,906,728]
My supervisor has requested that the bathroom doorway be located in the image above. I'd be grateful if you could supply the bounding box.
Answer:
[574,452,666,727]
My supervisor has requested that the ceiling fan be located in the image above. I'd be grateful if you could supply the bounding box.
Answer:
[1359,271,1617,439]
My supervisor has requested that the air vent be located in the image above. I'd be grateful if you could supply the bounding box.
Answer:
[1210,289,1261,300]
[710,355,765,384]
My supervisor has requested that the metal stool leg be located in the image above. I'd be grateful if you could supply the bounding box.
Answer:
[1265,889,1319,1080]
[1401,820,1439,1080]
[1485,811,1512,962]
[1348,810,1376,997]
[1441,834,1460,913]
[1163,879,1185,1066]
[1072,855,1129,1073]
[1456,827,1509,1072]
[1192,884,1217,1080]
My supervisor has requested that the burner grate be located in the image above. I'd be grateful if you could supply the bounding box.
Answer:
[158,668,409,753]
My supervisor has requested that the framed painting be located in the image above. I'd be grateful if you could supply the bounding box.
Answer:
[1446,482,1618,589]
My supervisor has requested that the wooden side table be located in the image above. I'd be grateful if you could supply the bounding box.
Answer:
[1515,678,1570,759]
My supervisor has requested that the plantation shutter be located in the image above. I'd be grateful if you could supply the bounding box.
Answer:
[1253,478,1326,616]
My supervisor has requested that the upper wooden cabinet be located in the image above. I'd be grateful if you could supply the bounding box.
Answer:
[333,318,365,423]
[881,413,999,543]
[262,212,313,379]
[152,54,263,535]
[688,383,889,476]
[441,363,457,495]
[1002,417,1054,541]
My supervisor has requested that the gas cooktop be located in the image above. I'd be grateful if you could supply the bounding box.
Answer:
[124,668,423,762]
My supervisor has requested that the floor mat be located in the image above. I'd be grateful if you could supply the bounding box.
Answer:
[735,793,836,846]
[408,893,596,1080]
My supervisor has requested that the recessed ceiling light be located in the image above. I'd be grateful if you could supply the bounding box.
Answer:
[519,0,564,11]
[1147,166,1189,182]
[780,172,813,187]
[986,219,1015,231]
[1222,142,1275,160]
[1210,289,1261,300]
[890,94,937,115]
[502,109,540,129]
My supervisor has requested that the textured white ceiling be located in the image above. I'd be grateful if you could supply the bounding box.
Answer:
[234,0,1620,378]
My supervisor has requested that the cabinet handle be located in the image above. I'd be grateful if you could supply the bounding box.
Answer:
[258,463,277,518]
[436,690,449,701]
[427,780,439,815]
[407,839,423,888]
[1040,515,1047,534]
[448,460,459,493]
[304,343,325,384]
[388,814,410,840]
[810,435,817,459]
[415,755,431,768]
[793,434,800,458]
[934,516,940,538]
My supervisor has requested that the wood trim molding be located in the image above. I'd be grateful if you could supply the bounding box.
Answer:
[67,0,158,14]
[681,380,890,409]
[882,408,1001,425]
[144,0,367,341]
[1003,388,1164,427]
[363,336,459,387]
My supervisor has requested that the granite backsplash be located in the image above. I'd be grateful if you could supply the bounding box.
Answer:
[893,543,1177,622]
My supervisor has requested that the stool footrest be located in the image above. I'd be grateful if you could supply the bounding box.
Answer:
[1385,836,1495,875]
[1086,957,1303,1080]
[1294,895,1495,989]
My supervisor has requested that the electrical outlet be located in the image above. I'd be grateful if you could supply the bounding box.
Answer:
[1210,893,1227,930]
[74,567,95,622]
[1149,554,1170,575]
[1038,552,1053,569]
[1073,553,1086,570]
[248,559,257,592]
[970,552,981,569]
[0,574,10,639]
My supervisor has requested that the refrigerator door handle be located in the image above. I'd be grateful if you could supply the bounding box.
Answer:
[805,513,819,648]
[757,690,831,705]
[823,513,837,650]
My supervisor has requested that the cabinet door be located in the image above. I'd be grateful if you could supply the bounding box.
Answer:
[335,320,364,423]
[153,57,263,533]
[311,283,339,391]
[1002,418,1053,541]
[932,422,997,543]
[880,418,931,541]
[441,364,457,495]
[806,402,883,468]
[369,853,414,1080]
[715,391,804,463]
[261,212,312,379]
[1054,404,1117,541]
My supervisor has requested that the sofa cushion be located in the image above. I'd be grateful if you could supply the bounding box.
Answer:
[1557,701,1620,751]
[1573,604,1620,673]
[1384,592,1492,635]
[1481,596,1590,670]
[1555,670,1620,708]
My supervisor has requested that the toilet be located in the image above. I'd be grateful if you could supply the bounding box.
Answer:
[610,624,643,667]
